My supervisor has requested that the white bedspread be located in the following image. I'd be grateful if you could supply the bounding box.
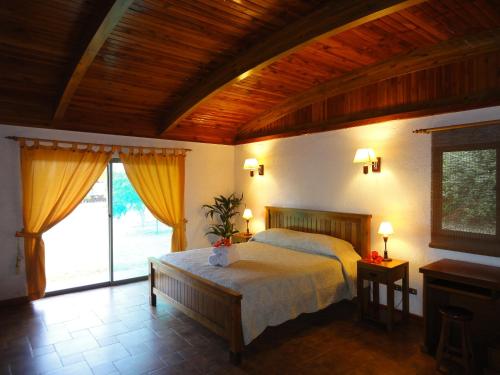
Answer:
[160,241,353,344]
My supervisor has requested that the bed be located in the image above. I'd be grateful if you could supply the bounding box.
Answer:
[148,207,371,363]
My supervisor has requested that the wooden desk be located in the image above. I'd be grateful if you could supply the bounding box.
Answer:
[420,259,500,363]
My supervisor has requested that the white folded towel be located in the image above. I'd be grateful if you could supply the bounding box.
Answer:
[208,247,240,267]
[208,254,220,266]
[212,246,230,255]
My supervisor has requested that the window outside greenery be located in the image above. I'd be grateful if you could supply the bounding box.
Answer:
[442,149,496,235]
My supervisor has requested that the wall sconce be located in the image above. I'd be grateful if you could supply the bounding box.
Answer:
[243,158,264,177]
[353,148,381,174]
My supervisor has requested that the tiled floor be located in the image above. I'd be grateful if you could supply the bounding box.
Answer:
[0,281,437,374]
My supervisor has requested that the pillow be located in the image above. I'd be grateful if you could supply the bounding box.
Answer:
[251,228,358,261]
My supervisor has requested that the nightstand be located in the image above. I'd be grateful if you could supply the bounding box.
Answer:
[232,232,253,243]
[357,259,409,331]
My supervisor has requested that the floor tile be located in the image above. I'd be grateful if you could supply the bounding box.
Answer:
[116,310,154,326]
[60,353,85,367]
[1,318,47,341]
[70,330,93,339]
[90,362,119,375]
[32,344,56,357]
[82,343,130,367]
[30,328,72,348]
[95,314,121,325]
[55,336,99,357]
[41,309,80,327]
[9,351,62,375]
[120,342,151,356]
[158,361,201,375]
[65,314,103,333]
[113,351,166,375]
[116,328,159,348]
[90,322,129,340]
[45,361,93,375]
[0,336,32,363]
[96,336,119,347]
[159,351,186,366]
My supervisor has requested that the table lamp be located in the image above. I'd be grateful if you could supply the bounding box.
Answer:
[378,221,394,261]
[242,208,253,235]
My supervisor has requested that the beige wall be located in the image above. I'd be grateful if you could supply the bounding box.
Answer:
[234,106,500,316]
[0,125,234,301]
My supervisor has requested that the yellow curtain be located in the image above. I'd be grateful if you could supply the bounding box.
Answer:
[19,143,111,300]
[120,151,187,252]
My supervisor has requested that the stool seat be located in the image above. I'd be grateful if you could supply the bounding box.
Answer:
[439,305,473,321]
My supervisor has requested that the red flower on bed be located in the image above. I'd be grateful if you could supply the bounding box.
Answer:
[213,237,232,247]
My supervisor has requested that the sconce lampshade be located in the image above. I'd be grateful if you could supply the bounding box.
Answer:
[243,158,259,170]
[242,208,253,220]
[378,221,394,236]
[353,148,377,164]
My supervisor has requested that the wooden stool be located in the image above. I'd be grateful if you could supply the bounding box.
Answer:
[436,306,475,374]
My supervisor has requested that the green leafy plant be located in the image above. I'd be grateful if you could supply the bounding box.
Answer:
[202,193,243,240]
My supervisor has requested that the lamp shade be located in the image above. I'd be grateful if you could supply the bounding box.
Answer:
[243,158,259,170]
[378,221,394,236]
[242,208,253,220]
[353,148,377,164]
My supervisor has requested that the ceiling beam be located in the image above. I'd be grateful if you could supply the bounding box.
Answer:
[236,30,500,138]
[52,0,135,123]
[158,0,426,136]
[235,89,500,144]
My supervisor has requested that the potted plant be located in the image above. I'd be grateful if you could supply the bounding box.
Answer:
[202,193,243,243]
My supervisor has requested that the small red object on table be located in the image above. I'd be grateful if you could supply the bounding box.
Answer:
[364,250,384,264]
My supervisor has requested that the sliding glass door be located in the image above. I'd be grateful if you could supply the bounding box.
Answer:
[111,162,171,281]
[44,170,110,292]
[44,160,172,293]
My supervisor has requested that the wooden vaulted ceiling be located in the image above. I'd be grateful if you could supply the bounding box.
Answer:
[1,0,500,145]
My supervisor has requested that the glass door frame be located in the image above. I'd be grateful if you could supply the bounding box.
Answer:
[45,158,148,297]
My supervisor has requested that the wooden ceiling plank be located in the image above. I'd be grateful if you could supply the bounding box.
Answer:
[237,29,500,137]
[476,0,500,25]
[165,0,279,29]
[441,0,483,32]
[158,0,426,136]
[52,0,135,123]
[397,8,449,41]
[235,88,500,144]
[376,14,435,46]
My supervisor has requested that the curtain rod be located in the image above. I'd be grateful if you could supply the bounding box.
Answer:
[413,119,499,134]
[5,136,192,152]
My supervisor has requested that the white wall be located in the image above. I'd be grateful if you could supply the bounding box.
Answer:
[2,106,499,308]
[0,125,234,301]
[234,106,500,316]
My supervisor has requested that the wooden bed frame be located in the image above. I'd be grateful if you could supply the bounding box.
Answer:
[149,206,371,363]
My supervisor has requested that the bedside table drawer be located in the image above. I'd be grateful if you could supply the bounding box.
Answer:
[358,268,388,284]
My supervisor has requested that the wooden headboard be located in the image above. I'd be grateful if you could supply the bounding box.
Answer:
[265,206,372,258]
